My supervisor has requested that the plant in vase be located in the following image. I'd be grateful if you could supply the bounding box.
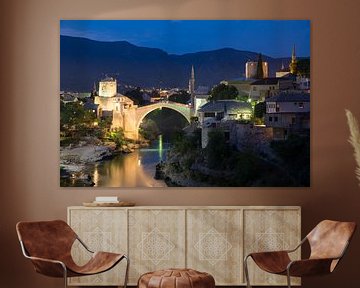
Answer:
[345,109,360,185]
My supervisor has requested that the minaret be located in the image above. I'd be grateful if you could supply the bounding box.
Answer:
[91,81,97,97]
[292,44,296,62]
[289,44,298,74]
[189,65,195,109]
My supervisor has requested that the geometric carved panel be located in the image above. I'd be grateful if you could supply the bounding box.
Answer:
[187,209,243,285]
[68,208,127,286]
[128,209,186,284]
[244,209,301,286]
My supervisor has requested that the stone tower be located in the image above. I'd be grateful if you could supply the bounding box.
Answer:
[98,77,117,97]
[289,44,298,75]
[246,59,269,79]
[255,53,264,79]
[189,65,195,109]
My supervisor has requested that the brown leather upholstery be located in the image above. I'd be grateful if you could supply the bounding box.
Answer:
[247,220,356,280]
[250,251,291,274]
[138,269,215,288]
[307,220,356,260]
[16,220,125,278]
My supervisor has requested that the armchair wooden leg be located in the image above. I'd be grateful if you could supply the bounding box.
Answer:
[244,255,252,288]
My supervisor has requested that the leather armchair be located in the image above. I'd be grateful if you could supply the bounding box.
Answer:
[244,220,356,288]
[16,220,129,288]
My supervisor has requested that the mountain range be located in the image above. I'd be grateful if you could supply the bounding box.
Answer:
[60,35,293,92]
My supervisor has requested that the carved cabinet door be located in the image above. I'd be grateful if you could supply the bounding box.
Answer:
[68,208,128,286]
[186,209,243,285]
[128,209,186,284]
[243,208,301,286]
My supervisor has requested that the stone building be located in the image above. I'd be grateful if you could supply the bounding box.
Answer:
[94,77,138,139]
[249,77,294,102]
[229,123,274,156]
[220,79,253,99]
[198,100,253,148]
[245,60,269,79]
[276,62,291,78]
[265,91,310,140]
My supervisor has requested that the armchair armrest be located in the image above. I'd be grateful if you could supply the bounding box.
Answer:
[287,239,351,277]
[246,236,306,259]
[28,255,67,277]
[285,237,307,253]
[19,240,67,277]
[76,236,94,254]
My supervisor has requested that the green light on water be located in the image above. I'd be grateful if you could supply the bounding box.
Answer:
[159,134,163,159]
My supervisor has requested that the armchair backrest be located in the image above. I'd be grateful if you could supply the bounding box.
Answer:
[16,220,77,261]
[307,220,356,261]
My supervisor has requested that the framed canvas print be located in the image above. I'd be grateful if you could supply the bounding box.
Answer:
[60,20,310,187]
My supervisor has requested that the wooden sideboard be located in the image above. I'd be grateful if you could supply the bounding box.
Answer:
[67,206,301,286]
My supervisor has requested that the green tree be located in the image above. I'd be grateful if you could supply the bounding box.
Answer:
[60,101,96,137]
[108,128,126,147]
[271,134,310,186]
[205,129,230,169]
[139,119,160,140]
[125,87,147,105]
[297,58,310,78]
[228,150,262,186]
[168,91,190,104]
[254,101,266,118]
[237,93,249,102]
[209,84,238,101]
[171,129,201,154]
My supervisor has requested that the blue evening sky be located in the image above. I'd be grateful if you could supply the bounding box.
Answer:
[60,20,310,58]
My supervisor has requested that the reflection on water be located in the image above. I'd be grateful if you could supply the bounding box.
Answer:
[89,135,169,187]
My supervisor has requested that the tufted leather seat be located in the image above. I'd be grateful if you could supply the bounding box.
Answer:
[138,268,215,288]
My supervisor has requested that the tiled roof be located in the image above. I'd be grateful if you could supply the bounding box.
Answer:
[198,100,252,113]
[266,91,310,102]
[251,78,280,85]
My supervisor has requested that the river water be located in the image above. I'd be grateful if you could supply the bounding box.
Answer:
[89,135,169,187]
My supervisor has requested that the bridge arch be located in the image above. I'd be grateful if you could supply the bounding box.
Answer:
[135,102,191,137]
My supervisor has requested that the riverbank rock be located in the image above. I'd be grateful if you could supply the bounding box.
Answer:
[140,140,150,147]
[60,168,94,187]
[60,144,115,187]
[154,162,165,180]
[120,144,134,153]
[60,144,115,164]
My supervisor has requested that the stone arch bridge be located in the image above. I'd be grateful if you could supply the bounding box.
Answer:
[112,101,191,140]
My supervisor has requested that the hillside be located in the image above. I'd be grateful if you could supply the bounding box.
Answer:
[60,35,291,91]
